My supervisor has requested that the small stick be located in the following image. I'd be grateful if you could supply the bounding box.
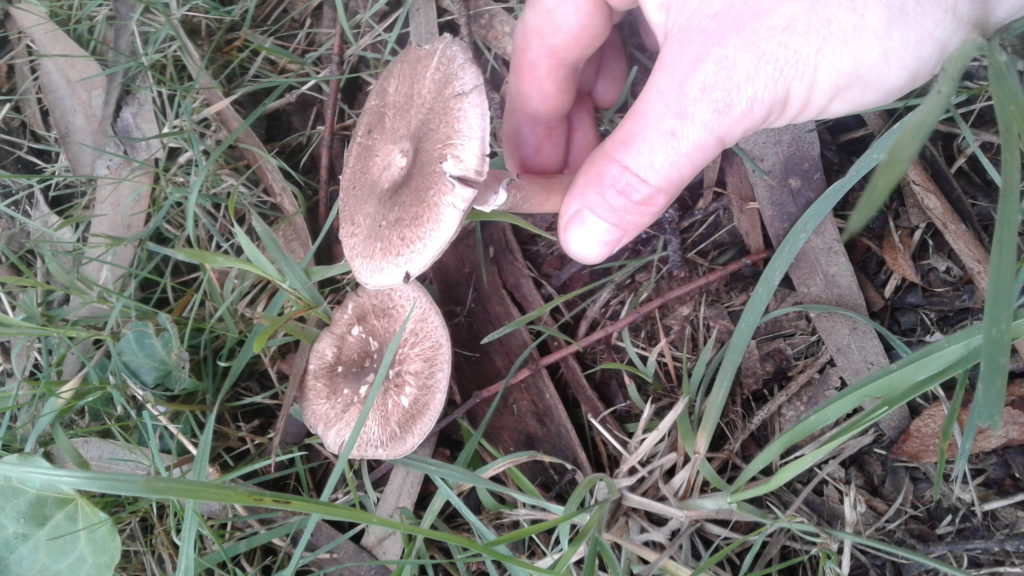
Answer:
[433,250,772,434]
[318,13,345,229]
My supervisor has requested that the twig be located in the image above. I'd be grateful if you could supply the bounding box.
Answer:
[922,534,1024,555]
[433,250,771,434]
[318,12,344,229]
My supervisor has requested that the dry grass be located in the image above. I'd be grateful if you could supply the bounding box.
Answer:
[1,1,1023,575]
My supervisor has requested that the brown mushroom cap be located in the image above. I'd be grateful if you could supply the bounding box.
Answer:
[300,281,451,459]
[339,35,489,289]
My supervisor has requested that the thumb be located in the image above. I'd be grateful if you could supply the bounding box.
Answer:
[557,41,764,264]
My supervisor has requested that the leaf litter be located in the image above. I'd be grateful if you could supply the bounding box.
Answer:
[0,1,1022,575]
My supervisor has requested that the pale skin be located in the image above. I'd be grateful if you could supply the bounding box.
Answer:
[502,1,1024,264]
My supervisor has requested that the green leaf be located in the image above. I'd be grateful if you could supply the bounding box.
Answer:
[115,317,191,393]
[0,454,120,576]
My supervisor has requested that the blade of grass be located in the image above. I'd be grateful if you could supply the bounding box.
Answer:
[729,314,1024,498]
[0,460,557,574]
[957,35,1024,475]
[843,39,983,239]
[466,209,556,241]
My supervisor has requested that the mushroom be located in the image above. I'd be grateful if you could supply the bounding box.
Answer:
[300,280,451,459]
[338,34,569,289]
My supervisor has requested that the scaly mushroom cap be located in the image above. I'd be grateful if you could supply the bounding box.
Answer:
[338,35,489,289]
[300,281,451,459]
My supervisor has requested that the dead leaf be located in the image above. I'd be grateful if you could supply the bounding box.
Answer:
[882,224,921,284]
[8,3,108,177]
[11,3,157,298]
[47,437,184,476]
[891,381,1024,462]
[77,81,159,294]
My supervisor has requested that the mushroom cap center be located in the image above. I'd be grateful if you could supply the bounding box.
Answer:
[380,140,415,194]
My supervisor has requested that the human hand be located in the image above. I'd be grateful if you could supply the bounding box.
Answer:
[502,0,1024,264]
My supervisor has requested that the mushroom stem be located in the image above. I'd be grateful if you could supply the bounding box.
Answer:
[473,170,572,214]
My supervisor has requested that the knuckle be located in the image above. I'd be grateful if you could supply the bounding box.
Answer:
[598,156,676,217]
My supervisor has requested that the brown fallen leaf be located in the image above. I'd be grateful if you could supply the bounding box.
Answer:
[8,3,106,177]
[10,2,157,299]
[891,381,1024,462]
[882,223,921,285]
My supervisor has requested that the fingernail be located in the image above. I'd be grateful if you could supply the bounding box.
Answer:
[561,208,625,265]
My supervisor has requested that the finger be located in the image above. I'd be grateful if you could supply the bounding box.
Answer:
[591,30,628,109]
[557,40,761,264]
[564,93,600,172]
[503,0,616,173]
[558,30,627,172]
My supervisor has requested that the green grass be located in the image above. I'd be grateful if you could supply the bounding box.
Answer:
[1,1,1022,575]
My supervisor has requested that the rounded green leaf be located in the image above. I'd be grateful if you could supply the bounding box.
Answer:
[0,453,120,576]
[115,317,191,393]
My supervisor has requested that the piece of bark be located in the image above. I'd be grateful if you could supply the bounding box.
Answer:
[863,113,989,290]
[430,223,591,483]
[489,224,621,437]
[739,123,909,439]
[722,149,766,256]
